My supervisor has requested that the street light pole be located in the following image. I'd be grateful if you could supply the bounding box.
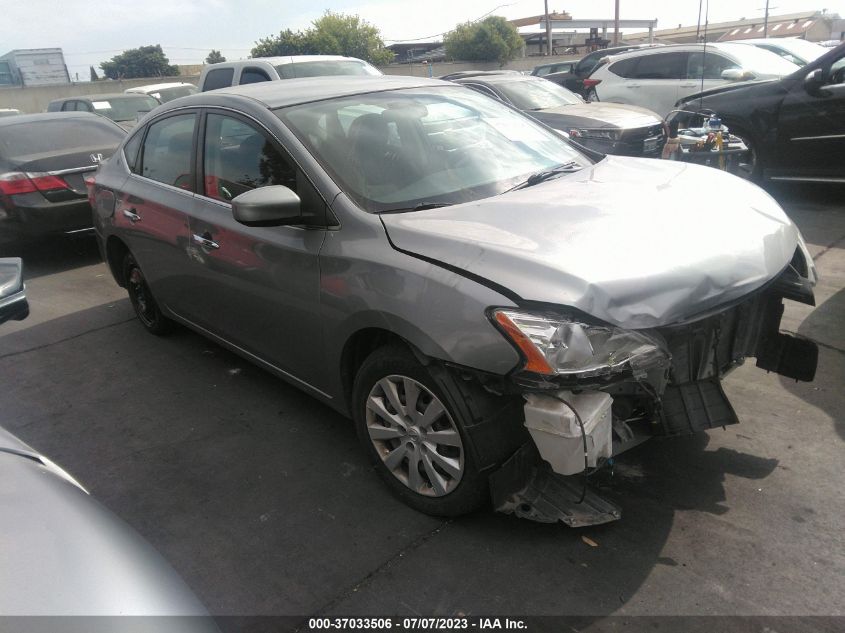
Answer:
[614,0,620,46]
[544,0,552,55]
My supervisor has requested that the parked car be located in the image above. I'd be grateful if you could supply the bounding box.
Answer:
[449,73,665,157]
[668,42,845,182]
[89,76,817,526]
[0,108,21,118]
[531,60,576,77]
[587,43,800,116]
[540,44,664,96]
[0,112,125,244]
[0,258,217,621]
[126,82,198,104]
[199,55,381,92]
[46,93,159,130]
[737,37,828,66]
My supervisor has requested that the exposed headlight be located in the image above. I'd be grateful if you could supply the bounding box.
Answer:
[568,128,622,141]
[492,309,669,377]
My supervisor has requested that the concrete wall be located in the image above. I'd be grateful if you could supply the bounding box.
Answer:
[379,54,579,78]
[0,75,199,113]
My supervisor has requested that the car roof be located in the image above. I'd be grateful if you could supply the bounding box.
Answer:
[127,82,195,92]
[0,111,102,128]
[455,74,537,86]
[50,93,153,103]
[172,75,456,109]
[207,55,365,68]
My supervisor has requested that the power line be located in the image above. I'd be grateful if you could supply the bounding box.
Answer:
[382,1,522,42]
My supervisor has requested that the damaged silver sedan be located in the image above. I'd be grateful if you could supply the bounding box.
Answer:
[90,76,818,526]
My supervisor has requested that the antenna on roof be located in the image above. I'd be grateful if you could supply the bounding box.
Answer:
[699,0,709,110]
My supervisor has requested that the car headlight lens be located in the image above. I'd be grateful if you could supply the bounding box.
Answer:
[568,128,621,141]
[493,309,669,377]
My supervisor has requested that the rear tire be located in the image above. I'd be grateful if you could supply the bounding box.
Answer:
[123,252,173,335]
[727,127,761,182]
[352,345,489,517]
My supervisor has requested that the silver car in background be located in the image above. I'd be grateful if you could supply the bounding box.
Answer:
[89,76,818,526]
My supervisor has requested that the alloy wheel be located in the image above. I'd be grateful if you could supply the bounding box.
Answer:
[365,375,464,497]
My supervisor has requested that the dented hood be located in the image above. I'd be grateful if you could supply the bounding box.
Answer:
[381,157,799,328]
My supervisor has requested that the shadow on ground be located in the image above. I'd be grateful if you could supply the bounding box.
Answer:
[1,304,783,619]
[0,233,101,280]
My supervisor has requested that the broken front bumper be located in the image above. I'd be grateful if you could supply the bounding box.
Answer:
[489,260,818,526]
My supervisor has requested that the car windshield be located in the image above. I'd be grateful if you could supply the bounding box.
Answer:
[0,118,124,159]
[90,96,159,122]
[496,79,582,110]
[756,39,826,65]
[721,44,801,75]
[276,60,382,79]
[279,86,588,213]
[151,86,198,102]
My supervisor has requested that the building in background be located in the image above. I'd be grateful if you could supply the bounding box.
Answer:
[0,48,70,87]
[624,11,841,45]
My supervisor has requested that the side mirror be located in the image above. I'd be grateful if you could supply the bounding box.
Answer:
[721,68,755,81]
[0,258,29,325]
[232,185,301,227]
[804,68,827,94]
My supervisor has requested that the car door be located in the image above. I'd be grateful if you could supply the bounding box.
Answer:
[681,52,739,105]
[183,110,328,389]
[776,49,845,180]
[115,111,196,315]
[625,51,688,117]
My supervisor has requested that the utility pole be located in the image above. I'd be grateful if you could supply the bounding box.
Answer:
[613,0,620,46]
[763,0,770,38]
[544,0,552,55]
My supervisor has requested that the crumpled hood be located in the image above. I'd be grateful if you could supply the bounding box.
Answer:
[381,157,799,328]
[533,102,661,129]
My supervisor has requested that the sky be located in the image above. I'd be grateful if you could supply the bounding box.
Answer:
[1,0,843,79]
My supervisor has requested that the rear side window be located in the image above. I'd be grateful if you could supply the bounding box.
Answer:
[203,68,234,91]
[629,52,687,80]
[240,67,271,85]
[139,113,196,189]
[609,57,639,78]
[0,118,125,159]
[123,131,143,172]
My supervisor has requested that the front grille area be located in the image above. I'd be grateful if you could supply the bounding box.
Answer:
[619,123,664,156]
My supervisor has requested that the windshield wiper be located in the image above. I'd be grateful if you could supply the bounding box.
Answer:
[378,202,454,214]
[504,161,583,193]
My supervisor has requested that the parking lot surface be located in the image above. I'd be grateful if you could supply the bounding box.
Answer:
[1,183,843,625]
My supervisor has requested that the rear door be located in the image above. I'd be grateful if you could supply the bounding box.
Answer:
[115,111,197,314]
[183,110,327,388]
[776,50,845,180]
[625,51,688,117]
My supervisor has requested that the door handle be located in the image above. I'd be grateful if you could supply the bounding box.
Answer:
[192,233,220,250]
[122,208,141,223]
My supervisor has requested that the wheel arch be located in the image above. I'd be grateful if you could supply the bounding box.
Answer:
[105,235,131,287]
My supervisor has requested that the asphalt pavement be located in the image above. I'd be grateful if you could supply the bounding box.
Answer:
[1,183,843,628]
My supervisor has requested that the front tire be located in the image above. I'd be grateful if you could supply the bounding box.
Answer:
[352,345,488,517]
[123,252,173,335]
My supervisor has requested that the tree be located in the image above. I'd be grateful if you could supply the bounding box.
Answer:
[444,16,524,65]
[251,12,394,65]
[100,45,179,80]
[252,29,314,58]
[206,50,226,64]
